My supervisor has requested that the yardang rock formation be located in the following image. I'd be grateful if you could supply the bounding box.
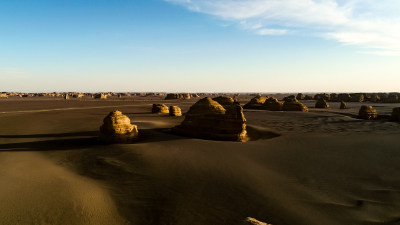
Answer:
[152,104,169,114]
[100,110,139,143]
[174,97,247,141]
[169,106,182,116]
[358,105,378,120]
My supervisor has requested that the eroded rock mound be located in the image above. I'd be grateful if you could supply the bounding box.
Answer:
[100,110,138,143]
[243,96,268,109]
[95,93,107,99]
[174,97,247,141]
[169,106,182,116]
[261,97,283,111]
[340,101,347,109]
[282,97,308,112]
[152,104,169,114]
[212,96,237,108]
[358,105,377,120]
[315,98,330,108]
[242,217,271,225]
[391,107,400,121]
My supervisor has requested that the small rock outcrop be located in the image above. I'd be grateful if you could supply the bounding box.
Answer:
[95,93,107,99]
[242,217,271,225]
[212,96,237,108]
[391,107,400,121]
[358,105,378,120]
[340,101,347,109]
[261,97,283,111]
[64,94,69,100]
[152,104,169,114]
[315,98,330,108]
[169,106,182,116]
[174,97,247,141]
[100,110,139,143]
[282,97,308,112]
[243,96,268,109]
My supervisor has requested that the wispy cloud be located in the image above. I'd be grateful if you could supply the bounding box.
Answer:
[165,0,400,55]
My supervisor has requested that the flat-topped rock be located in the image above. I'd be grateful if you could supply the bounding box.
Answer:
[152,104,169,114]
[100,110,138,143]
[169,106,182,116]
[174,97,247,141]
[358,105,377,120]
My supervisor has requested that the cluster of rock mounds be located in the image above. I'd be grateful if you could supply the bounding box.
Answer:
[173,97,247,141]
[244,96,307,112]
[152,104,182,116]
[165,93,192,100]
[296,92,400,103]
[100,110,139,143]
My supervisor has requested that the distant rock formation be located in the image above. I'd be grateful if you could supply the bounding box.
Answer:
[391,107,400,121]
[0,93,8,98]
[261,97,283,111]
[169,106,182,116]
[340,101,347,109]
[100,110,139,143]
[315,98,330,108]
[152,104,169,114]
[173,97,247,141]
[349,93,364,102]
[296,93,305,100]
[212,96,237,108]
[94,93,107,99]
[358,105,378,120]
[64,94,69,100]
[242,217,271,225]
[282,97,308,112]
[165,93,191,100]
[243,96,268,109]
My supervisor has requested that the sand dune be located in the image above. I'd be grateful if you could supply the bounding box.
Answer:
[1,97,400,225]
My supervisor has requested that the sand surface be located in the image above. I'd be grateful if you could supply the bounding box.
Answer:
[1,97,400,225]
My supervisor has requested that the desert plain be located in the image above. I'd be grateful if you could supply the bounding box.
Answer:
[1,94,400,225]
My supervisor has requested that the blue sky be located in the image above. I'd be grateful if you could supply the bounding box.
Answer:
[1,0,399,93]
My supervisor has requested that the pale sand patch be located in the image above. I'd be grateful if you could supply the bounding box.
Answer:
[0,152,128,225]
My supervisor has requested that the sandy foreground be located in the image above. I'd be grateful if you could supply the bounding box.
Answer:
[1,97,400,225]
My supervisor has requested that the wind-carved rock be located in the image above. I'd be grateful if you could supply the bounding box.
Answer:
[152,104,169,114]
[242,217,271,225]
[340,101,347,109]
[315,98,330,108]
[261,97,283,111]
[282,97,308,112]
[169,106,182,116]
[243,96,268,109]
[174,97,247,141]
[100,110,139,143]
[358,105,378,120]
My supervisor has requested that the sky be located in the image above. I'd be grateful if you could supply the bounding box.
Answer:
[0,0,399,93]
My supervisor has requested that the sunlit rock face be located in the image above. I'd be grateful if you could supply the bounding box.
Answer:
[169,106,182,117]
[315,98,330,109]
[261,97,283,111]
[358,105,378,120]
[94,93,107,99]
[174,97,247,142]
[100,110,138,143]
[243,96,268,109]
[282,97,308,112]
[152,104,169,114]
[242,217,271,225]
